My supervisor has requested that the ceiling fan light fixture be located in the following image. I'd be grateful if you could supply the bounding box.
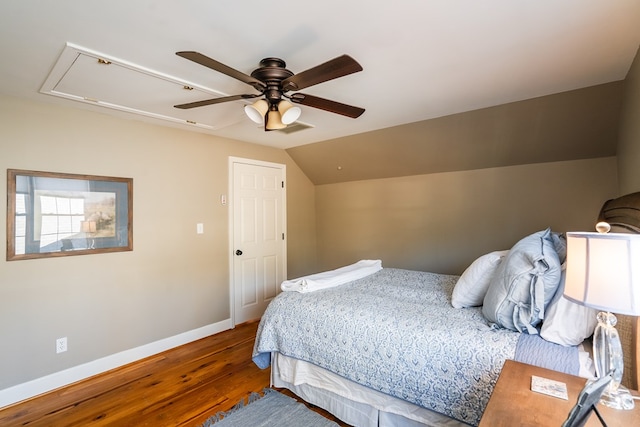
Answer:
[175,52,365,130]
[278,100,302,125]
[244,99,269,124]
[265,107,286,131]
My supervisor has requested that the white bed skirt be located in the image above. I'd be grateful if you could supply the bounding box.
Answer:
[270,352,468,427]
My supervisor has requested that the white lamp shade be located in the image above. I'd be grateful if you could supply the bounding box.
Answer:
[244,99,269,124]
[564,232,640,316]
[265,109,285,130]
[278,100,301,125]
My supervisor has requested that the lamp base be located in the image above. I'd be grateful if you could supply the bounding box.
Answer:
[600,384,635,410]
[592,311,634,410]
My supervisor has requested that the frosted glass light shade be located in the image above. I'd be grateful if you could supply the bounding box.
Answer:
[265,109,285,130]
[564,232,640,316]
[278,100,301,124]
[244,99,269,124]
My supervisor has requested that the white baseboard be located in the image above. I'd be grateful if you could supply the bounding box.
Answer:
[0,318,233,409]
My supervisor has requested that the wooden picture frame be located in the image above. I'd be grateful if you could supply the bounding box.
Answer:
[7,169,133,260]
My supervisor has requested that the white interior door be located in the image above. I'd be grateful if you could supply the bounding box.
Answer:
[230,158,286,325]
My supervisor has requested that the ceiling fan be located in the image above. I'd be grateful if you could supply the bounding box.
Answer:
[174,52,365,131]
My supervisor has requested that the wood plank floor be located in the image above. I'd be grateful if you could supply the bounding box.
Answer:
[0,320,349,426]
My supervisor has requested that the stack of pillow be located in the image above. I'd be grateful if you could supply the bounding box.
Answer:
[451,228,597,346]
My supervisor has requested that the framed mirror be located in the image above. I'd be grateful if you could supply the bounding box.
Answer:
[7,169,133,260]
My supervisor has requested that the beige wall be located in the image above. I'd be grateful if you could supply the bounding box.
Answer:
[315,158,618,275]
[0,95,316,390]
[618,47,640,195]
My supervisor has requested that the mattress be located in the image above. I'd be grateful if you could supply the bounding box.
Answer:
[272,352,466,427]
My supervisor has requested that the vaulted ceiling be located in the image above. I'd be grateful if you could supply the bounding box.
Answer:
[1,1,639,182]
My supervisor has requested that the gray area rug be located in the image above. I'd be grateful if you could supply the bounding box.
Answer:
[201,388,340,427]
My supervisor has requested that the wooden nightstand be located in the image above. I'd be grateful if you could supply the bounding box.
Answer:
[479,360,640,427]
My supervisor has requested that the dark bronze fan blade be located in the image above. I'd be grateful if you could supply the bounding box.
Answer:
[176,51,266,91]
[289,93,365,118]
[174,94,260,109]
[281,55,363,92]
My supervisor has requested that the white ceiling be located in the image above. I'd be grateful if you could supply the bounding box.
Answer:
[1,1,639,149]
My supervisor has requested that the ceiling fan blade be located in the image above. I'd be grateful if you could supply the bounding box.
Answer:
[289,93,365,118]
[176,51,266,91]
[174,94,260,109]
[281,55,363,92]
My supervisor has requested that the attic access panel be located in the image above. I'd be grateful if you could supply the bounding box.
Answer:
[40,43,246,131]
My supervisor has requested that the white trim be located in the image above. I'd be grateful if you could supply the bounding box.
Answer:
[228,157,287,169]
[228,157,287,327]
[0,318,232,409]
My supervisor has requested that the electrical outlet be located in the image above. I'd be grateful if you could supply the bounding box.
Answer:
[56,337,67,353]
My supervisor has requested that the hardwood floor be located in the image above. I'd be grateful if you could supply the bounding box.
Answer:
[0,321,349,426]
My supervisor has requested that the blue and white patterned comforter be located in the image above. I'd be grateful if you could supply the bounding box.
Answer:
[252,268,578,426]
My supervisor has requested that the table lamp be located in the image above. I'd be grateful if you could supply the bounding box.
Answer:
[564,223,640,410]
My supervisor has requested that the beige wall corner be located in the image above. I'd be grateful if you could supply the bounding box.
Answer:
[618,46,640,195]
[315,157,618,275]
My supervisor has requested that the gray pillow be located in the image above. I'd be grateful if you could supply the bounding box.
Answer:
[482,228,562,333]
[551,232,567,264]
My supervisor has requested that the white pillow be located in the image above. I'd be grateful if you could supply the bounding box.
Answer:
[451,250,508,308]
[541,266,598,346]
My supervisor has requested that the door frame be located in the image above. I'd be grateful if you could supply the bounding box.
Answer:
[228,156,287,327]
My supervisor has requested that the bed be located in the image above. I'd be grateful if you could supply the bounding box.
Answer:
[252,193,640,427]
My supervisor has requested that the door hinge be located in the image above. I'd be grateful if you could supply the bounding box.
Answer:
[282,233,285,240]
[281,181,284,188]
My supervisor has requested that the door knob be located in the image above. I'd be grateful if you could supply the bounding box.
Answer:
[235,250,243,256]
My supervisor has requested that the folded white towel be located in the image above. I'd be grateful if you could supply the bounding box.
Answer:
[281,259,383,293]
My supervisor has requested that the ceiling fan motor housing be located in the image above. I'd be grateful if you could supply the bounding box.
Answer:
[250,58,294,105]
